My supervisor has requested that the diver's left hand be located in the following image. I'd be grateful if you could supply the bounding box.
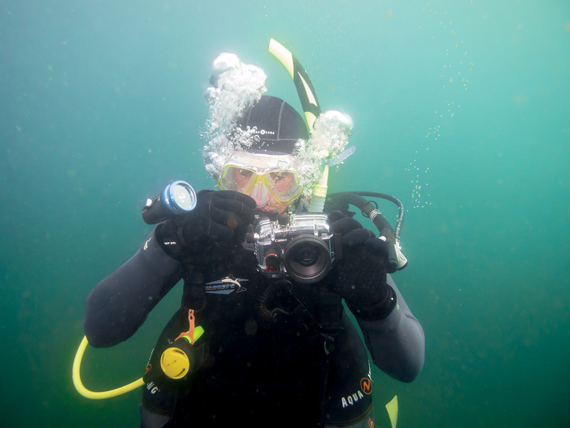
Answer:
[328,211,388,275]
[328,211,396,319]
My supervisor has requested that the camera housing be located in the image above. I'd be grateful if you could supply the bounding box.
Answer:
[251,213,336,284]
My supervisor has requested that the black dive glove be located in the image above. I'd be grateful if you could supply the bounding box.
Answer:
[156,190,256,260]
[329,211,397,320]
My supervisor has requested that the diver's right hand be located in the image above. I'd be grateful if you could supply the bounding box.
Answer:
[156,190,256,259]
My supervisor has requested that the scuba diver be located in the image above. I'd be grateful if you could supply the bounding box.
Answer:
[82,45,425,428]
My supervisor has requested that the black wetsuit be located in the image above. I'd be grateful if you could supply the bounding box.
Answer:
[84,227,425,427]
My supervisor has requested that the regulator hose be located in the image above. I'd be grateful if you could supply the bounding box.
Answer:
[72,336,145,399]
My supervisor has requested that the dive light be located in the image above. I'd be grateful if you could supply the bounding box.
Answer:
[142,180,197,224]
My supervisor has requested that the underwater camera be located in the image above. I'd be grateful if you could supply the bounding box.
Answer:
[247,211,337,284]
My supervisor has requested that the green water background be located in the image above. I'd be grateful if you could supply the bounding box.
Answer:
[1,1,569,426]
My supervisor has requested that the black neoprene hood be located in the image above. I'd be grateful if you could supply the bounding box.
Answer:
[236,95,309,154]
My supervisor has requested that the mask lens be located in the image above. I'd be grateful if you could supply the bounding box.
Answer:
[219,167,256,191]
[267,171,302,203]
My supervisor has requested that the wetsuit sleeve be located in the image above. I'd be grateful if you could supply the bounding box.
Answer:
[84,227,183,348]
[355,275,426,383]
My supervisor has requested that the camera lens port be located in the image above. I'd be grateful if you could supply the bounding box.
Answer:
[283,235,331,284]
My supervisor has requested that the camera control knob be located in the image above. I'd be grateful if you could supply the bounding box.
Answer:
[268,209,279,222]
[278,212,290,226]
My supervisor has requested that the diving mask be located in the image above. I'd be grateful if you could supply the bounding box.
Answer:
[218,151,303,207]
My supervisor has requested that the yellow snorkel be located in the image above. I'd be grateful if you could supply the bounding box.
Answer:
[269,39,321,133]
[269,39,354,213]
[269,39,329,212]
